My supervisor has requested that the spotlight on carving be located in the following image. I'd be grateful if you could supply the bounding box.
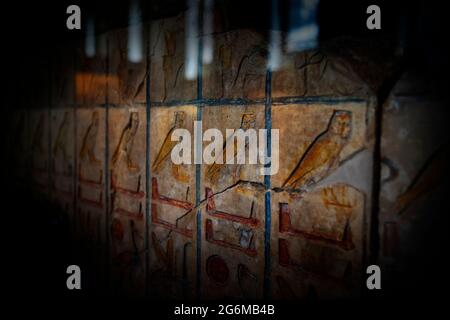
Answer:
[287,0,320,52]
[202,0,214,65]
[185,0,199,80]
[268,0,282,71]
[85,17,96,58]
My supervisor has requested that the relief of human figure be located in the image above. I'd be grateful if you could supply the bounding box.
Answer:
[282,110,352,192]
[206,113,257,184]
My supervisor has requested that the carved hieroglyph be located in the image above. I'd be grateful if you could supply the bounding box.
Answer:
[149,15,197,102]
[108,27,148,104]
[29,110,49,192]
[109,107,146,294]
[200,105,265,299]
[76,108,107,252]
[271,102,373,299]
[271,48,368,98]
[51,108,75,221]
[149,105,197,298]
[202,30,267,100]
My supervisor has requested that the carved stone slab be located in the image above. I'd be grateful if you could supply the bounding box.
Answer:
[109,106,147,295]
[108,27,148,105]
[379,88,447,289]
[270,102,374,299]
[29,109,49,194]
[149,105,197,298]
[200,105,266,299]
[75,107,107,246]
[202,30,267,100]
[149,15,198,103]
[50,108,75,223]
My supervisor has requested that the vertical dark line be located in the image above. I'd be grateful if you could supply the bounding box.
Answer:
[263,69,272,298]
[369,67,404,267]
[370,101,381,266]
[73,49,78,240]
[48,60,52,198]
[145,23,152,296]
[195,0,204,300]
[104,37,111,291]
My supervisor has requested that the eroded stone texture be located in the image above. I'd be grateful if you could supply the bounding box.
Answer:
[202,30,267,100]
[9,110,29,185]
[270,103,374,299]
[108,27,148,105]
[75,35,108,105]
[109,106,147,295]
[200,105,265,299]
[379,81,448,290]
[149,105,197,298]
[75,107,107,285]
[29,109,49,194]
[271,38,398,98]
[51,108,75,223]
[149,15,197,103]
[272,50,367,98]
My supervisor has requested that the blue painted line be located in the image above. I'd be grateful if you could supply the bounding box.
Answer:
[196,24,204,300]
[263,69,272,299]
[97,96,366,109]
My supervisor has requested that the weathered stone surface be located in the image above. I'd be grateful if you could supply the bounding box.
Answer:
[51,108,75,221]
[29,109,49,194]
[200,105,266,299]
[202,30,267,100]
[272,50,368,98]
[108,27,148,105]
[9,110,30,184]
[21,16,416,298]
[149,15,198,103]
[109,106,147,294]
[271,37,398,98]
[270,102,374,299]
[75,107,107,244]
[149,105,197,298]
[379,84,448,289]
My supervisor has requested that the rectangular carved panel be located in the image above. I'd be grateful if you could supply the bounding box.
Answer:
[379,87,447,290]
[270,102,373,299]
[202,31,267,100]
[51,108,75,224]
[200,105,266,299]
[29,109,49,194]
[149,105,197,298]
[150,15,197,103]
[109,106,147,295]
